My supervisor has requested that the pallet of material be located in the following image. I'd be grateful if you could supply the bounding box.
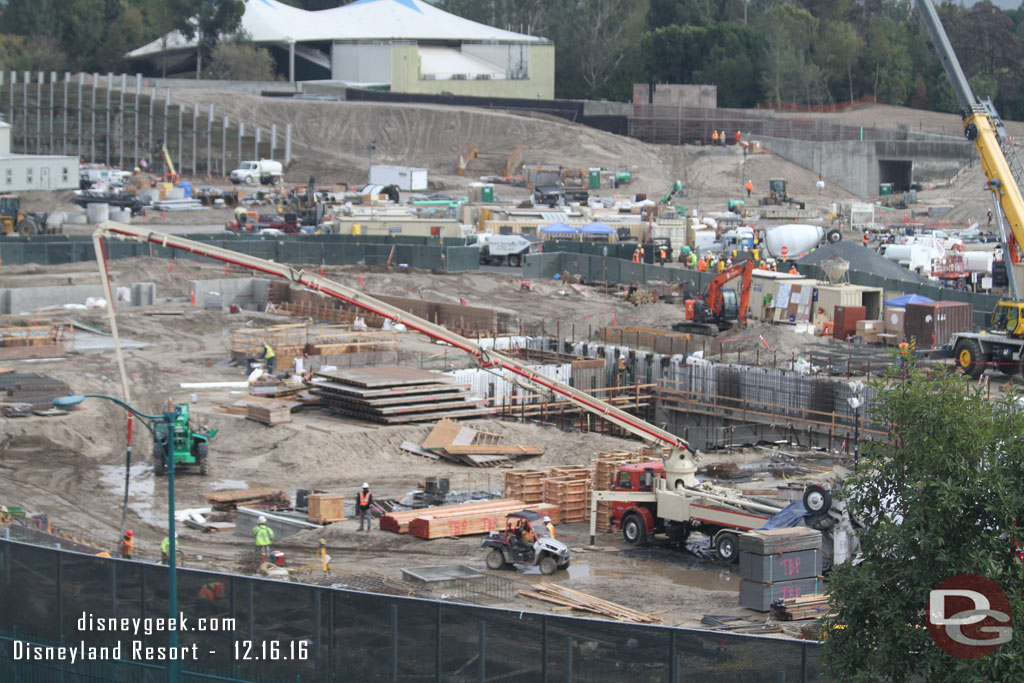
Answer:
[380,499,521,534]
[771,594,832,621]
[203,488,290,511]
[408,502,560,539]
[246,402,292,426]
[419,418,535,466]
[307,493,345,524]
[518,583,663,624]
[738,528,823,555]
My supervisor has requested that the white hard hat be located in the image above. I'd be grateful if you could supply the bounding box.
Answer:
[543,516,551,523]
[362,482,369,488]
[258,516,266,523]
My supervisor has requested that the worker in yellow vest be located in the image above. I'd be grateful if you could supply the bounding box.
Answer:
[253,516,274,561]
[543,516,556,537]
[262,343,276,375]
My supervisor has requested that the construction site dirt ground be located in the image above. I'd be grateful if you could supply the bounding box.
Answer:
[0,255,849,635]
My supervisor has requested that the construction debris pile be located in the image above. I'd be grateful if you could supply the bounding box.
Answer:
[401,417,542,467]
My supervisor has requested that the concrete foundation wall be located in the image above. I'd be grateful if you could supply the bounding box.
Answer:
[759,135,974,198]
[0,282,155,314]
[189,278,272,311]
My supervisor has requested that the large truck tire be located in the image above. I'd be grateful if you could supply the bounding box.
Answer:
[621,513,648,545]
[953,338,987,379]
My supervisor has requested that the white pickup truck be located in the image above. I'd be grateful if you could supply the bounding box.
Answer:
[230,160,283,186]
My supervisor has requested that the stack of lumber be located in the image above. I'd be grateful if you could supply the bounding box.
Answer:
[771,594,832,621]
[379,499,559,537]
[700,615,783,634]
[246,400,293,426]
[593,449,660,531]
[738,528,824,612]
[518,584,663,624]
[412,418,542,467]
[308,366,493,424]
[503,470,545,504]
[0,372,71,409]
[203,488,290,512]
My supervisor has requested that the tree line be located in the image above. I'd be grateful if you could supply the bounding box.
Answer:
[1,0,1022,120]
[439,0,1024,120]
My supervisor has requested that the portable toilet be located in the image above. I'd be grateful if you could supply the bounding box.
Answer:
[588,168,602,189]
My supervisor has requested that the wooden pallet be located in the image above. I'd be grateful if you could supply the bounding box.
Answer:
[518,583,663,624]
[503,470,544,504]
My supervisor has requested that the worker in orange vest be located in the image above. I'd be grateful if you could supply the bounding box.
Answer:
[120,529,134,559]
[631,248,640,263]
[697,257,707,272]
[735,130,742,144]
[711,130,719,145]
[745,180,753,198]
[788,265,799,275]
[863,232,870,246]
[357,483,374,532]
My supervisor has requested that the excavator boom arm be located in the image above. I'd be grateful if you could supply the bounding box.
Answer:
[93,222,694,457]
[704,260,753,315]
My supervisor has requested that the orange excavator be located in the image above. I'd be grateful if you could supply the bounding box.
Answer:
[673,259,755,336]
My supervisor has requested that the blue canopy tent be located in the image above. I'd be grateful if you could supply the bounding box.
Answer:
[884,293,935,307]
[540,222,579,235]
[580,221,615,235]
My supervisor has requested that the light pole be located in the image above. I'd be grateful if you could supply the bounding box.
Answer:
[54,393,182,681]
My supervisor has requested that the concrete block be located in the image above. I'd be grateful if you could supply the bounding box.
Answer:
[86,203,109,223]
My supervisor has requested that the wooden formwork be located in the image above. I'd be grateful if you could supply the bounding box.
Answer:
[230,323,397,368]
[593,447,664,532]
[502,470,545,504]
[543,477,591,524]
[0,324,73,360]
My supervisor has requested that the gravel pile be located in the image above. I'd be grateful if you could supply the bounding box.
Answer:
[797,240,929,283]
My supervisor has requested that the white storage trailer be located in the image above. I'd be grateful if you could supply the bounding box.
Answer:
[369,165,428,191]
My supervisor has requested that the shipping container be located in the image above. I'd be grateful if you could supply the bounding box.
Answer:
[905,301,973,348]
[884,306,905,338]
[814,284,883,322]
[833,305,867,341]
[369,165,428,191]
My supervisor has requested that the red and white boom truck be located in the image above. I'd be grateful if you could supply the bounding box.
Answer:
[91,222,857,567]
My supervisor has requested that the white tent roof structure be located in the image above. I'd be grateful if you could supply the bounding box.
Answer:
[128,0,545,59]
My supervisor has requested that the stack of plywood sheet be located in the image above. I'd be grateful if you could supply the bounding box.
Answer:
[380,498,559,538]
[308,366,493,424]
[771,594,832,621]
[503,470,545,504]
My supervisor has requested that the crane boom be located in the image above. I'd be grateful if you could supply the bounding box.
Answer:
[917,0,1024,284]
[93,222,700,481]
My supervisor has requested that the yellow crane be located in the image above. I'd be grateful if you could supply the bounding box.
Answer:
[917,0,1024,376]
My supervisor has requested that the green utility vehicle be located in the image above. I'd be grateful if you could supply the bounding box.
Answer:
[152,404,217,475]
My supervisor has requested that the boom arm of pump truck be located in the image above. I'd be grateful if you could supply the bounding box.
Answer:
[90,222,701,487]
[918,0,1024,273]
[704,259,754,323]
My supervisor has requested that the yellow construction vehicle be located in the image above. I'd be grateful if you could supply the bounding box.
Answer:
[0,195,58,236]
[917,0,1024,376]
[152,141,179,185]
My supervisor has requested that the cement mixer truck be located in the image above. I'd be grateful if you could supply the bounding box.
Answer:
[763,223,842,260]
